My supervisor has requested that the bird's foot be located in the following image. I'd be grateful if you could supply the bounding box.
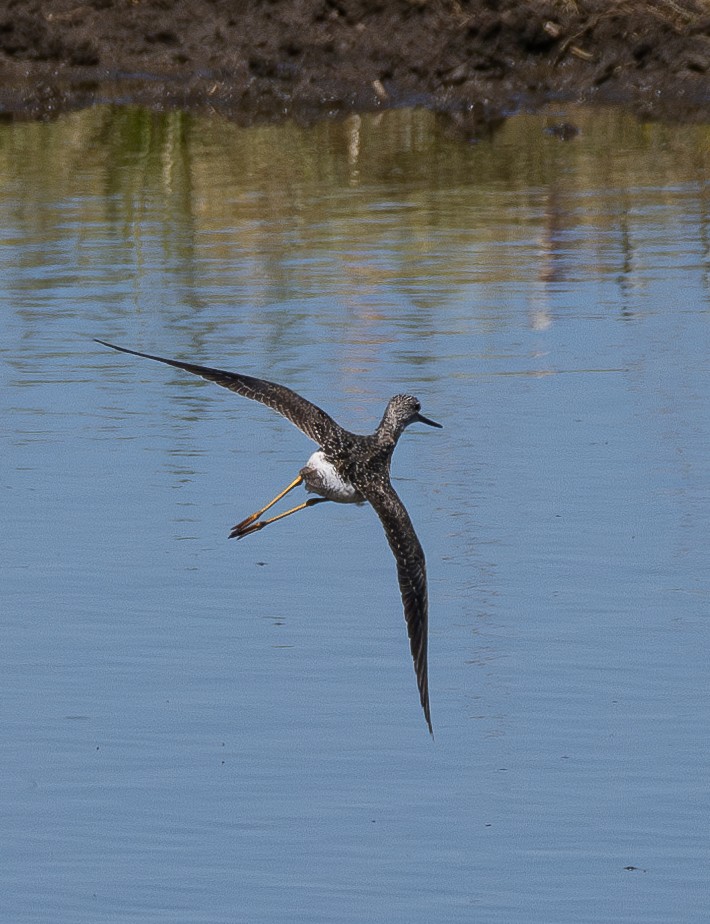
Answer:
[229,516,266,540]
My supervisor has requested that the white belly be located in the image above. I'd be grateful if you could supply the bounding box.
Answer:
[301,451,363,504]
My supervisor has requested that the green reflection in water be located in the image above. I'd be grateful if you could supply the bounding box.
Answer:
[2,105,709,236]
[1,105,708,361]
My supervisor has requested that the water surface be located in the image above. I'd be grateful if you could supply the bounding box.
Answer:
[2,106,709,922]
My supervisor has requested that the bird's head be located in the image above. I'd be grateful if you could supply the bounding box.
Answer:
[378,394,442,442]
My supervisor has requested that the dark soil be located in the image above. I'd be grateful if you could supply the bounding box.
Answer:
[0,0,709,122]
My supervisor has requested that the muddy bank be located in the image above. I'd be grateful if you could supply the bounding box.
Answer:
[0,0,709,123]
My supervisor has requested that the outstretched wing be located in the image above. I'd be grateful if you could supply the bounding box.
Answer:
[96,340,344,447]
[361,480,432,736]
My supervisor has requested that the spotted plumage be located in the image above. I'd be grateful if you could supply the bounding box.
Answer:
[96,339,441,735]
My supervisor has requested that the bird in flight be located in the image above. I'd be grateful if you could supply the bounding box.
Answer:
[96,339,441,735]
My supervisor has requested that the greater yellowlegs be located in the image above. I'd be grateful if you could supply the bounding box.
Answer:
[96,339,441,735]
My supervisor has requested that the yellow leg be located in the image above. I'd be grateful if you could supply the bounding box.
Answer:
[230,496,331,540]
[230,474,304,537]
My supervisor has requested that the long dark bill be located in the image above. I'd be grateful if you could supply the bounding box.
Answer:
[415,413,442,429]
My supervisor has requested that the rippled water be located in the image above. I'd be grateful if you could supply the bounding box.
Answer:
[2,106,709,922]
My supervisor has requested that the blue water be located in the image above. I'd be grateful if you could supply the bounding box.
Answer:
[2,107,709,922]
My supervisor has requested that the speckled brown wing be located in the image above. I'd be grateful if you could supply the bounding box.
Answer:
[360,479,432,736]
[95,340,346,447]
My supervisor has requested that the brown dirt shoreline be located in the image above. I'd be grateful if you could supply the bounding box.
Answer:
[1,0,709,124]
